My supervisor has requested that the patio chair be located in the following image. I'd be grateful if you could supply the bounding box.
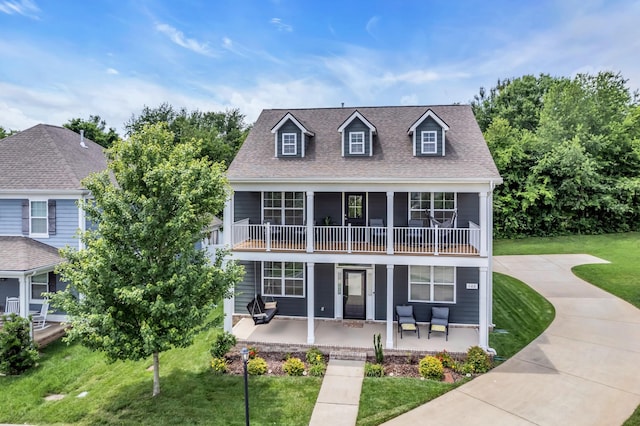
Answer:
[4,297,19,315]
[32,300,50,330]
[407,219,424,246]
[247,294,278,325]
[395,305,419,338]
[369,218,386,244]
[428,307,449,340]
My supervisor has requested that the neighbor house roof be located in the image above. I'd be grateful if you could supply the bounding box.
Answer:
[0,236,61,272]
[0,124,108,191]
[227,105,502,182]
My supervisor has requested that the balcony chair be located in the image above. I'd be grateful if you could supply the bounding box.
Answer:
[369,218,386,245]
[407,219,425,246]
[428,307,450,340]
[31,300,50,330]
[395,305,419,338]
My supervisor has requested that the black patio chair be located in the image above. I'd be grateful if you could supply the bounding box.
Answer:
[428,306,449,340]
[395,305,419,338]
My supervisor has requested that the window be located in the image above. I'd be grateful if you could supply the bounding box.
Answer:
[30,200,48,236]
[421,131,437,154]
[409,266,455,303]
[263,261,305,297]
[349,132,365,154]
[31,273,49,301]
[409,192,456,223]
[282,133,297,155]
[263,192,304,225]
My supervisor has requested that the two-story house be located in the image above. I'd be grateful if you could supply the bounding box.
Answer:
[222,105,502,349]
[0,124,107,322]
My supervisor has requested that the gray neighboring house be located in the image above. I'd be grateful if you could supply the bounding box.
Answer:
[223,105,502,349]
[0,124,107,322]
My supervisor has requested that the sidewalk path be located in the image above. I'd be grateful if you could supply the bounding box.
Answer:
[384,254,640,426]
[309,359,364,426]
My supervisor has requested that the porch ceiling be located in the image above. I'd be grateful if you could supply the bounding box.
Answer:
[0,236,61,272]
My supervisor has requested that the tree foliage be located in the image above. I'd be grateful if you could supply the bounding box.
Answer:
[63,115,120,148]
[52,123,244,396]
[0,314,39,375]
[474,72,640,237]
[0,126,18,139]
[124,103,250,167]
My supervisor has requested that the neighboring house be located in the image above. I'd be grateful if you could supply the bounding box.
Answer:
[0,124,107,322]
[222,105,502,349]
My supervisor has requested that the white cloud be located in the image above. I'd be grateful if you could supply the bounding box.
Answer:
[155,23,215,57]
[400,94,418,105]
[106,68,119,75]
[0,0,39,18]
[270,18,292,32]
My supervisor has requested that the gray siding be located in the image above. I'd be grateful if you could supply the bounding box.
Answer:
[375,265,387,320]
[315,192,342,225]
[343,118,371,156]
[368,192,386,223]
[393,192,409,226]
[415,116,444,157]
[277,120,303,158]
[452,267,480,324]
[315,263,334,318]
[234,192,261,223]
[234,261,258,313]
[0,199,22,235]
[457,193,479,227]
[0,278,19,307]
[33,199,78,249]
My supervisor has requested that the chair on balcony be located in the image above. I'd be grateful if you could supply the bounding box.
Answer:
[407,219,425,247]
[369,218,386,246]
[429,211,457,248]
[395,305,419,338]
[428,307,450,340]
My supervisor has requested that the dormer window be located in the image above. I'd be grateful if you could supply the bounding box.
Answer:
[349,132,365,154]
[271,112,314,158]
[338,110,377,157]
[282,133,297,155]
[421,131,437,154]
[408,109,450,157]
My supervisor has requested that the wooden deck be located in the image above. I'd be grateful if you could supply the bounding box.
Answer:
[0,321,66,348]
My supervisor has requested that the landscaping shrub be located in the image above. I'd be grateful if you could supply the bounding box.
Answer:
[418,355,444,380]
[210,357,227,375]
[0,314,39,375]
[305,347,323,365]
[364,362,385,377]
[248,346,258,359]
[210,331,236,358]
[308,362,326,377]
[373,333,384,364]
[435,350,455,369]
[466,346,491,373]
[247,356,268,375]
[283,357,306,376]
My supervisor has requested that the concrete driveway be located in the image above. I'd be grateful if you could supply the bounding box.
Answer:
[384,254,640,426]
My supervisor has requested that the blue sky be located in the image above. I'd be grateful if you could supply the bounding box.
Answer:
[1,0,639,133]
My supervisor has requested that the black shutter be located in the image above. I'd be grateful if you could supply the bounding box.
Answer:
[48,271,56,293]
[21,199,29,235]
[48,200,56,235]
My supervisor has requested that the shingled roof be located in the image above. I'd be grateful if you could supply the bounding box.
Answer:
[0,124,108,191]
[0,236,61,272]
[227,105,502,183]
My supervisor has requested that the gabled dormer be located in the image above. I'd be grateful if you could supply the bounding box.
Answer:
[271,112,315,158]
[338,110,377,157]
[407,109,449,157]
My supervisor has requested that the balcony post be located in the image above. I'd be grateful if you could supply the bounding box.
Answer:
[307,262,315,344]
[386,191,394,254]
[347,223,352,253]
[479,266,488,349]
[479,192,488,256]
[386,264,394,349]
[306,191,314,253]
[265,222,271,251]
[223,195,232,248]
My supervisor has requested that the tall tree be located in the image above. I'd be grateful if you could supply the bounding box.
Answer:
[0,126,18,139]
[124,103,250,167]
[63,115,120,148]
[52,123,243,396]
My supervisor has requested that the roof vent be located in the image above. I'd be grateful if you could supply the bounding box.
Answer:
[80,130,88,149]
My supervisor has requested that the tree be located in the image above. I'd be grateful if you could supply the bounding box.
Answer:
[63,115,120,148]
[52,123,244,396]
[124,103,250,167]
[0,126,18,139]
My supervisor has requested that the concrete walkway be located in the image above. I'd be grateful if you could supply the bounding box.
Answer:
[309,359,365,426]
[384,254,640,426]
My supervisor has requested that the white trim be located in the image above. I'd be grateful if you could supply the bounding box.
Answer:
[420,131,437,154]
[349,131,365,154]
[30,272,48,303]
[29,198,48,238]
[337,110,377,134]
[262,261,306,298]
[407,109,450,134]
[408,265,456,303]
[281,133,297,155]
[271,112,315,136]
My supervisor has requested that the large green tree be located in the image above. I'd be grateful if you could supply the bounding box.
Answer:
[0,126,18,139]
[124,103,250,167]
[52,123,243,396]
[63,115,120,148]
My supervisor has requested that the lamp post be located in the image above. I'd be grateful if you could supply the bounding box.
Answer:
[241,347,250,426]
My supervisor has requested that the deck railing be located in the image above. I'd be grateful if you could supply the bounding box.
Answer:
[231,220,481,256]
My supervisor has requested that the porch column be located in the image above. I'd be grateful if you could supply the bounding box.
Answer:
[223,293,234,333]
[479,192,488,256]
[18,275,29,318]
[223,195,233,248]
[488,190,494,326]
[386,191,394,254]
[478,266,489,349]
[306,191,314,253]
[307,262,315,344]
[386,264,394,349]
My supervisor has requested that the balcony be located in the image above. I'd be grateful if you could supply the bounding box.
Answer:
[231,220,481,256]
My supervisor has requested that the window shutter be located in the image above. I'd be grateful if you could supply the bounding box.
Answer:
[48,200,56,235]
[48,271,56,293]
[21,199,29,235]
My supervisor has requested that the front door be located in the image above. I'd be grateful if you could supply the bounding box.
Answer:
[345,193,366,226]
[343,270,366,320]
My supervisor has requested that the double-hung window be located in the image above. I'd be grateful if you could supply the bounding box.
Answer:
[30,200,48,237]
[263,192,304,225]
[349,132,365,154]
[409,265,455,303]
[282,133,297,155]
[263,261,305,297]
[421,131,437,154]
[31,273,49,301]
[409,192,456,224]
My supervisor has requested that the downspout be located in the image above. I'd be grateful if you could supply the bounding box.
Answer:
[487,179,496,355]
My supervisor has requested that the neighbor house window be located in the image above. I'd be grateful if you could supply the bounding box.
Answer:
[263,192,304,225]
[30,200,48,236]
[263,261,305,297]
[31,273,49,301]
[282,133,297,155]
[421,131,437,154]
[349,132,365,154]
[409,266,455,303]
[409,192,456,224]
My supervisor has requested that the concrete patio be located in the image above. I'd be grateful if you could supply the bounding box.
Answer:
[233,316,479,355]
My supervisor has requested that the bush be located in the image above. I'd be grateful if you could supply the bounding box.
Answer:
[435,350,455,369]
[418,355,444,380]
[455,362,475,375]
[283,357,305,376]
[210,331,236,358]
[309,362,326,377]
[0,314,39,375]
[248,346,258,359]
[210,357,227,375]
[364,362,385,377]
[466,346,491,373]
[305,347,324,365]
[247,357,268,375]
